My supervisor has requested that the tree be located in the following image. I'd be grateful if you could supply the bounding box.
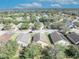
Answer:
[21,44,42,59]
[0,40,18,59]
[20,22,29,30]
[64,45,79,59]
[42,47,53,59]
[34,22,41,30]
[21,44,56,59]
[55,44,66,59]
[74,22,79,27]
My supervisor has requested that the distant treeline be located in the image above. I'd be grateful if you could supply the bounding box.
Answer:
[0,8,79,16]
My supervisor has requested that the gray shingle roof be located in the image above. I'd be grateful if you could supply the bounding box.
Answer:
[33,33,51,44]
[16,33,31,45]
[33,33,40,42]
[67,32,79,44]
[50,31,68,44]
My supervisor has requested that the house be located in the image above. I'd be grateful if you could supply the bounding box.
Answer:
[36,16,40,22]
[16,17,24,21]
[26,16,31,20]
[32,33,51,48]
[66,20,75,28]
[0,31,13,45]
[43,13,49,19]
[16,33,31,47]
[17,23,22,29]
[50,31,70,45]
[67,32,79,45]
[10,23,19,32]
[28,23,35,30]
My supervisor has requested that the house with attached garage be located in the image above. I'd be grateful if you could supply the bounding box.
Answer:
[16,33,31,47]
[50,31,70,46]
[0,31,13,45]
[32,33,51,48]
[66,32,79,45]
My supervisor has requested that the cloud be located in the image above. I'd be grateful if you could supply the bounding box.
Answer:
[39,0,52,2]
[72,1,78,4]
[51,4,62,8]
[39,0,78,5]
[53,0,78,4]
[15,2,42,8]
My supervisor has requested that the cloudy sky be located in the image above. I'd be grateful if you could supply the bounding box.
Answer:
[0,0,79,9]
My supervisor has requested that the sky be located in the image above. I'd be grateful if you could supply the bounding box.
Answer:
[0,0,79,9]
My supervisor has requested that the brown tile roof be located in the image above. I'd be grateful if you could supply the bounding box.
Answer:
[0,32,12,44]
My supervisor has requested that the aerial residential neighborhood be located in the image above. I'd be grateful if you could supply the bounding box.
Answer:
[0,0,79,59]
[0,8,79,59]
